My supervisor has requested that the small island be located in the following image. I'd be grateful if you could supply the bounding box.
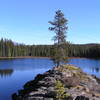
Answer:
[12,65,100,100]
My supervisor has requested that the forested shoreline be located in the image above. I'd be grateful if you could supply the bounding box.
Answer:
[0,38,100,58]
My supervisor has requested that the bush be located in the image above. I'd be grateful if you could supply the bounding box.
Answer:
[55,80,70,100]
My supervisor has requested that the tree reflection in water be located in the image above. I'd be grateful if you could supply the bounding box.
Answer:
[0,69,13,77]
[92,67,100,73]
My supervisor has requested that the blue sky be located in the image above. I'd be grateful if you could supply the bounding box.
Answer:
[0,0,100,45]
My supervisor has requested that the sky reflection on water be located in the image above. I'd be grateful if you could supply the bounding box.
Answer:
[0,58,100,100]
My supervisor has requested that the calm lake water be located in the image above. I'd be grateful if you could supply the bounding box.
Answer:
[0,58,100,100]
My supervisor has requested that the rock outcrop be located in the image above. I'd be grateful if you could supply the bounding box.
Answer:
[12,65,100,100]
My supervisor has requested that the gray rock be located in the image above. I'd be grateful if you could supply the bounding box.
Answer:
[12,65,100,100]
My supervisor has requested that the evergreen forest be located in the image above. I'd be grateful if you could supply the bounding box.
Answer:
[0,38,100,58]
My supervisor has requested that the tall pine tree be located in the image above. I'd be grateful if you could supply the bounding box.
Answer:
[49,10,68,66]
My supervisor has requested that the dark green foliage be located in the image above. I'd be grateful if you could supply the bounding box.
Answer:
[0,38,100,58]
[49,10,68,66]
[55,80,70,100]
[68,44,100,58]
[50,44,68,66]
[0,38,52,57]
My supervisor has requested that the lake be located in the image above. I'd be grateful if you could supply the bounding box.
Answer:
[0,58,100,100]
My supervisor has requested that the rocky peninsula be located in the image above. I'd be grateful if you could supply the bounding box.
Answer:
[12,65,100,100]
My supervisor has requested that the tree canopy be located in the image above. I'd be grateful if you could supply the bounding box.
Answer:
[49,10,68,66]
[0,38,100,59]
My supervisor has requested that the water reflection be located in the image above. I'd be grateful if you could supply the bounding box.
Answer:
[0,58,54,71]
[68,58,100,77]
[90,59,100,73]
[0,69,14,77]
[0,58,100,100]
[92,67,100,73]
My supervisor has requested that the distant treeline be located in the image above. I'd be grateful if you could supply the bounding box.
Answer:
[69,44,100,58]
[0,38,51,57]
[0,38,100,58]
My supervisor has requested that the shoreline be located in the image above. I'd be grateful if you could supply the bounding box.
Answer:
[0,56,50,59]
[12,65,100,100]
[0,56,90,59]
